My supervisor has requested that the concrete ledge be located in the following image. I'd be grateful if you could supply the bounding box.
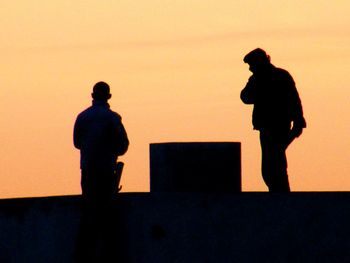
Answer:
[1,193,350,262]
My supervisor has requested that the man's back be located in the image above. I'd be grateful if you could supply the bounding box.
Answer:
[241,48,306,192]
[74,100,129,170]
[241,65,304,130]
[74,82,129,199]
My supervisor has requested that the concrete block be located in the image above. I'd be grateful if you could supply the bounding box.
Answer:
[150,142,241,192]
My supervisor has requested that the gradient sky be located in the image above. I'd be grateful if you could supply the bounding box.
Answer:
[1,1,350,198]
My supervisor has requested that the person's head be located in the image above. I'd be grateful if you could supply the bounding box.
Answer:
[91,81,111,101]
[243,48,271,73]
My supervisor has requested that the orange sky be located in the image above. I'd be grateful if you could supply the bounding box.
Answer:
[1,1,350,198]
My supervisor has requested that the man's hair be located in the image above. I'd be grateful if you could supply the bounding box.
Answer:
[243,48,270,64]
[92,81,111,101]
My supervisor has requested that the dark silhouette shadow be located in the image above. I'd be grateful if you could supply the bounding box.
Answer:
[74,195,131,263]
[150,142,241,193]
[73,81,129,262]
[240,48,306,192]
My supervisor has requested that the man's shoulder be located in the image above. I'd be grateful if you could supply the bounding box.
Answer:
[273,66,292,77]
[76,104,122,122]
[273,66,289,74]
[272,66,294,82]
[76,105,94,118]
[109,109,122,121]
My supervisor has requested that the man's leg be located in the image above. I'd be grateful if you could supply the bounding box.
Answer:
[260,131,290,192]
[78,168,116,261]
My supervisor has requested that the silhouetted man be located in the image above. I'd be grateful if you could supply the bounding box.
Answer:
[74,81,129,201]
[241,48,306,192]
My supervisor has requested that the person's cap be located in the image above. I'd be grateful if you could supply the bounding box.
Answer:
[92,81,110,99]
[243,48,269,64]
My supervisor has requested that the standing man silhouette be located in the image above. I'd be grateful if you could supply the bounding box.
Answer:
[74,81,129,201]
[241,48,306,192]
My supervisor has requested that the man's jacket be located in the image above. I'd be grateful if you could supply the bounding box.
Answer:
[73,100,129,170]
[241,64,306,131]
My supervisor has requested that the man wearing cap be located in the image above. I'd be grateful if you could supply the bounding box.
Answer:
[241,48,306,192]
[73,81,129,200]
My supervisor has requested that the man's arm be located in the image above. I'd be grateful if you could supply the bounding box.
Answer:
[284,72,306,138]
[112,114,129,156]
[241,76,257,104]
[73,117,82,150]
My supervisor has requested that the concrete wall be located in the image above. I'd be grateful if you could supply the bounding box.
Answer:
[0,196,80,263]
[150,142,241,192]
[1,193,350,262]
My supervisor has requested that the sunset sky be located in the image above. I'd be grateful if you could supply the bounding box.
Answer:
[1,1,350,198]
